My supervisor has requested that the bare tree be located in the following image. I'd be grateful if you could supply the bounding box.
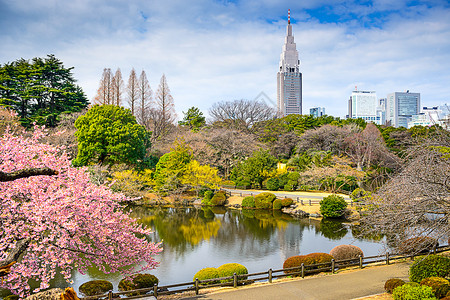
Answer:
[149,74,176,142]
[127,68,138,115]
[209,99,275,131]
[92,68,113,105]
[136,70,152,126]
[360,131,450,253]
[111,68,124,106]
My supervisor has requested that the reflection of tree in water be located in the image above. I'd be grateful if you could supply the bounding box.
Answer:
[317,219,348,240]
[130,206,221,253]
[351,224,385,242]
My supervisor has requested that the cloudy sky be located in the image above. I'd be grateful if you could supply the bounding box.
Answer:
[1,0,450,119]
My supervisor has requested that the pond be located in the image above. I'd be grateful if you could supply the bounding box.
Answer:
[1,206,387,298]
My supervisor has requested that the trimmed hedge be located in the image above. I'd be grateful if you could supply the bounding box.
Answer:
[283,253,334,275]
[193,268,219,285]
[254,192,276,209]
[281,198,293,206]
[210,191,227,206]
[420,277,450,298]
[320,194,347,218]
[79,280,113,296]
[242,196,255,208]
[118,274,158,296]
[409,255,450,283]
[329,245,364,262]
[393,283,437,300]
[384,278,405,294]
[217,263,248,282]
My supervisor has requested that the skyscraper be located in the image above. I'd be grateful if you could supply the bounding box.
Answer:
[277,9,302,117]
[386,91,420,128]
[348,90,380,124]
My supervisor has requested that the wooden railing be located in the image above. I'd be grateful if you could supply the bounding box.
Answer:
[79,244,450,300]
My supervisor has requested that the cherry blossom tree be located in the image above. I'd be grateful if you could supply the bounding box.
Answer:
[0,127,162,297]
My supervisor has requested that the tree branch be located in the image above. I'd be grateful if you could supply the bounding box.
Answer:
[0,238,30,271]
[0,168,58,182]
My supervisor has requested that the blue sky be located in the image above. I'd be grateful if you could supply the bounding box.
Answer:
[1,0,450,119]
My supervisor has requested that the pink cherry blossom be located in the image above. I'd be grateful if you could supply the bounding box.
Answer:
[0,128,162,297]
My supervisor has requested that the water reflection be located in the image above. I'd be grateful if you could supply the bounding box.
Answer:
[1,206,385,298]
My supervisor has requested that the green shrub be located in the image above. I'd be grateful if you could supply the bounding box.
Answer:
[217,263,248,282]
[435,284,450,299]
[266,177,280,191]
[79,280,113,296]
[409,255,450,283]
[201,190,214,205]
[320,194,347,218]
[393,283,437,300]
[193,267,219,285]
[281,198,293,206]
[273,199,283,210]
[210,191,227,206]
[307,253,334,266]
[384,278,406,294]
[287,172,300,182]
[242,196,255,208]
[201,189,214,199]
[329,245,364,262]
[399,237,438,255]
[254,192,277,209]
[118,274,159,296]
[420,277,449,297]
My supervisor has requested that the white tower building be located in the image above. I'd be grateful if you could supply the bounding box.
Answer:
[277,9,302,117]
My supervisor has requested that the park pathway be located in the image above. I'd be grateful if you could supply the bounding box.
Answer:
[178,261,411,300]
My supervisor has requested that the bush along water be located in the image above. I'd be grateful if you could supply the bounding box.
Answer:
[202,190,227,206]
[241,196,255,208]
[283,253,334,276]
[217,263,249,283]
[118,274,159,296]
[79,280,113,296]
[193,268,220,285]
[320,194,347,218]
[254,192,277,209]
[329,244,364,263]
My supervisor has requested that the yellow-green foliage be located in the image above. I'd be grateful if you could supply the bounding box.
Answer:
[193,268,219,285]
[110,169,154,196]
[242,196,255,208]
[409,255,450,282]
[118,274,159,296]
[79,280,113,296]
[217,263,248,282]
[420,277,449,298]
[254,192,276,209]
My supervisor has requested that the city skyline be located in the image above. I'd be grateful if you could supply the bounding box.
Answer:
[1,1,450,119]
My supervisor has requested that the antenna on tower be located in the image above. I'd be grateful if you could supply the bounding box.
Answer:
[288,9,290,24]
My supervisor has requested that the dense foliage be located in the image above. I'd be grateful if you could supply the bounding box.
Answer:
[193,268,219,285]
[74,105,150,166]
[420,277,450,298]
[178,106,206,131]
[216,263,248,282]
[254,192,277,209]
[384,278,405,294]
[393,283,437,300]
[118,274,159,296]
[283,253,334,275]
[0,55,88,127]
[409,255,450,283]
[320,194,348,218]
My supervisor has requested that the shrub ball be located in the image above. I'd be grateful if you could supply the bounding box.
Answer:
[273,199,283,210]
[319,194,347,218]
[384,278,405,293]
[79,280,113,296]
[392,283,435,300]
[210,191,227,206]
[420,277,449,298]
[193,267,219,285]
[217,263,248,282]
[119,274,159,296]
[254,192,277,209]
[329,245,364,262]
[241,196,255,208]
[409,254,450,283]
[283,255,313,275]
[281,198,294,207]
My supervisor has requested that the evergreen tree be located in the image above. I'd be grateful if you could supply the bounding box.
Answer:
[0,55,88,127]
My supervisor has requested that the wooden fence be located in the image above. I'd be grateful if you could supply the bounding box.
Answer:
[79,245,450,300]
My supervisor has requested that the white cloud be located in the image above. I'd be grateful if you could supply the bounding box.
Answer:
[1,0,449,119]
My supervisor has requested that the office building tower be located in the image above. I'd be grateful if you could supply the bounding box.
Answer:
[348,90,380,124]
[386,91,420,128]
[277,9,302,117]
[310,107,325,117]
